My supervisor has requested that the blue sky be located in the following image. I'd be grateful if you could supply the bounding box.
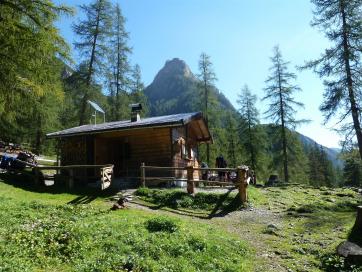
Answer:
[56,0,343,148]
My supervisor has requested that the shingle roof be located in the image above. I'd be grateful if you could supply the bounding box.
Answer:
[47,112,203,138]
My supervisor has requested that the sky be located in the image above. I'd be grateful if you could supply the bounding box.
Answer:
[55,0,343,148]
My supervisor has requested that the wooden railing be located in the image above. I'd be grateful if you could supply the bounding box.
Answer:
[33,164,114,190]
[140,163,250,204]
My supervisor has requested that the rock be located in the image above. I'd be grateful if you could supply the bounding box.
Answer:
[337,241,362,265]
[358,189,362,195]
[267,224,280,230]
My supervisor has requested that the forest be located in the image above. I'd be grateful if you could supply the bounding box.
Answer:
[0,0,362,188]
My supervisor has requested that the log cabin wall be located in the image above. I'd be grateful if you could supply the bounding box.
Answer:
[60,136,90,177]
[60,136,87,165]
[59,124,203,183]
[94,127,172,179]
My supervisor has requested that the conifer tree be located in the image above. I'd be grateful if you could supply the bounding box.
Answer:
[342,149,362,187]
[304,0,362,160]
[107,3,132,121]
[237,85,265,175]
[61,63,106,128]
[197,53,217,165]
[263,46,305,183]
[226,112,238,167]
[130,65,149,116]
[0,0,71,151]
[307,143,324,186]
[73,0,112,125]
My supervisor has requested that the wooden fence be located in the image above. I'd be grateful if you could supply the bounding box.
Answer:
[33,164,114,190]
[140,163,250,204]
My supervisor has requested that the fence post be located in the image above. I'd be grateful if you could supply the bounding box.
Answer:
[187,165,195,194]
[141,162,146,187]
[34,168,40,186]
[237,166,248,204]
[68,169,74,190]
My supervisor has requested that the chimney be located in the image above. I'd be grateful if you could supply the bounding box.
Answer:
[130,103,142,122]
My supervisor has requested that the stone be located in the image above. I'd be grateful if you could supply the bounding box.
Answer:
[337,241,362,265]
[267,224,280,230]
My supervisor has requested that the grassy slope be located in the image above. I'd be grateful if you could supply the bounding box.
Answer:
[134,186,362,272]
[0,180,252,272]
[1,173,361,272]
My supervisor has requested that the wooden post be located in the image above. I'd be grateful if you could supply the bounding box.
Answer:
[187,165,195,194]
[141,162,146,187]
[56,140,60,175]
[237,166,248,204]
[353,206,362,233]
[68,169,74,190]
[34,168,40,186]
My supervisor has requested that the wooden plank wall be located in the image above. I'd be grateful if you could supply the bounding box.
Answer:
[60,136,88,178]
[60,123,204,182]
[60,136,87,165]
[95,127,172,178]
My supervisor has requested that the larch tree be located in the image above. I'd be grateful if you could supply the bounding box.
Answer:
[73,0,112,125]
[197,52,217,165]
[303,0,362,160]
[226,112,238,167]
[107,3,132,121]
[343,149,362,187]
[0,0,72,152]
[263,46,305,183]
[130,64,149,116]
[237,85,268,178]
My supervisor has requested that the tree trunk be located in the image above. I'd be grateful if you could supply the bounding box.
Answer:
[340,1,362,160]
[79,0,102,125]
[35,112,42,155]
[277,62,289,183]
[204,77,210,165]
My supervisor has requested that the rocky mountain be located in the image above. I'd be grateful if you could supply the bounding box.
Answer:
[144,58,234,116]
[144,57,343,169]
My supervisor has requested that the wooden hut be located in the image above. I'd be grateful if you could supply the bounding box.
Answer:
[47,111,212,187]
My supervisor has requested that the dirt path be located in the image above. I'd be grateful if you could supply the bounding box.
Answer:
[127,199,290,272]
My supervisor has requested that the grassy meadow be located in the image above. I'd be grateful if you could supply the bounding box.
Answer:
[0,173,361,271]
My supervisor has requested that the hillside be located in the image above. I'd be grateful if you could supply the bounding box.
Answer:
[297,132,343,168]
[144,58,234,116]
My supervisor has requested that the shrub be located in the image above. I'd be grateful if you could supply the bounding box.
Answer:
[145,216,179,233]
[135,187,152,197]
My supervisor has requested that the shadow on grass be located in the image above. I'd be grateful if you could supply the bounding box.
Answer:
[134,187,245,219]
[0,172,117,204]
[207,188,244,218]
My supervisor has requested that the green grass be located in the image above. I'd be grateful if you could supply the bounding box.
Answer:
[260,185,362,272]
[1,173,362,272]
[134,186,267,215]
[135,185,362,271]
[0,180,253,272]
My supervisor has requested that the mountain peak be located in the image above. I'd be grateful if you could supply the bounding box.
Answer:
[154,58,193,81]
[144,57,235,116]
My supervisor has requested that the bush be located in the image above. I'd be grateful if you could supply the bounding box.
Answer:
[135,187,152,197]
[145,216,179,233]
